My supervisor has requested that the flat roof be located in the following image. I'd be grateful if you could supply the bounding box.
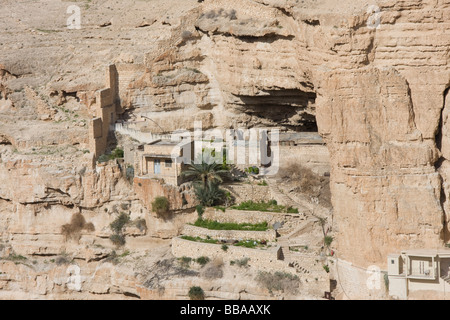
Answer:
[401,248,450,258]
[149,140,180,146]
[143,154,175,159]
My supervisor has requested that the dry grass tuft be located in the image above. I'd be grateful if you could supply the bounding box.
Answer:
[61,213,95,241]
[277,162,331,207]
[201,258,224,279]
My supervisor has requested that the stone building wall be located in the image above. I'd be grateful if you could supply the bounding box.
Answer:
[88,64,119,160]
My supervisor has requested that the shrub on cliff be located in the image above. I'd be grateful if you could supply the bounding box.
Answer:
[109,212,130,247]
[110,147,124,159]
[201,258,223,279]
[188,286,205,300]
[152,196,170,216]
[256,271,300,295]
[110,234,126,247]
[110,212,130,234]
[277,162,331,208]
[61,213,95,241]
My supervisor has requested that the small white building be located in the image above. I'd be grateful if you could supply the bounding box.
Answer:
[388,249,450,299]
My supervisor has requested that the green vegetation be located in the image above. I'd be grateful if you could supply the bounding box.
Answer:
[245,166,260,175]
[98,154,110,163]
[177,256,210,268]
[230,257,250,268]
[180,236,267,250]
[324,235,334,248]
[183,162,229,188]
[110,147,124,159]
[180,236,219,244]
[109,234,126,247]
[234,240,266,249]
[109,212,130,247]
[151,196,170,216]
[258,180,268,186]
[183,161,230,207]
[194,183,225,207]
[188,286,205,300]
[214,206,226,212]
[196,205,205,219]
[323,265,330,273]
[192,219,269,231]
[179,256,193,268]
[231,200,299,213]
[97,147,124,163]
[110,212,130,234]
[196,256,210,266]
[4,253,27,262]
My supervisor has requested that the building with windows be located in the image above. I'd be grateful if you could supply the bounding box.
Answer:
[130,139,194,186]
[388,249,450,299]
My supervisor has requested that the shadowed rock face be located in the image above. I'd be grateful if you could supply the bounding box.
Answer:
[0,0,449,287]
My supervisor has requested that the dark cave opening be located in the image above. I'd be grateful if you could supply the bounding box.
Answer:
[236,89,318,133]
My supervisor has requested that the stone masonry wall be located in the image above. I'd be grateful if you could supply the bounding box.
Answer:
[172,237,286,272]
[89,64,119,159]
[181,224,277,242]
[203,208,304,226]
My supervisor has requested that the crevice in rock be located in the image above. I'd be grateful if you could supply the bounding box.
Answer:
[122,291,141,299]
[303,19,321,26]
[0,196,12,203]
[234,34,295,43]
[435,87,450,243]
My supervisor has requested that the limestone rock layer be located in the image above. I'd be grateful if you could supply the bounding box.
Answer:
[0,0,449,275]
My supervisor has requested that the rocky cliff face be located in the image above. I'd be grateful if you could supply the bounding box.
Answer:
[125,0,450,267]
[0,0,449,298]
[313,0,450,267]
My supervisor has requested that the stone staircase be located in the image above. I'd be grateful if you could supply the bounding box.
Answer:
[284,220,314,239]
[278,246,312,274]
[267,178,308,212]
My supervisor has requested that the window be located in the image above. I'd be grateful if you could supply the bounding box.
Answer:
[165,159,173,168]
[391,260,395,265]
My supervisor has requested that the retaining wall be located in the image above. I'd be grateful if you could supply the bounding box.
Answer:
[181,224,277,242]
[332,258,388,300]
[203,208,304,226]
[172,237,287,272]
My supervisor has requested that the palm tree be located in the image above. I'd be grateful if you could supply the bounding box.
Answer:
[182,162,229,190]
